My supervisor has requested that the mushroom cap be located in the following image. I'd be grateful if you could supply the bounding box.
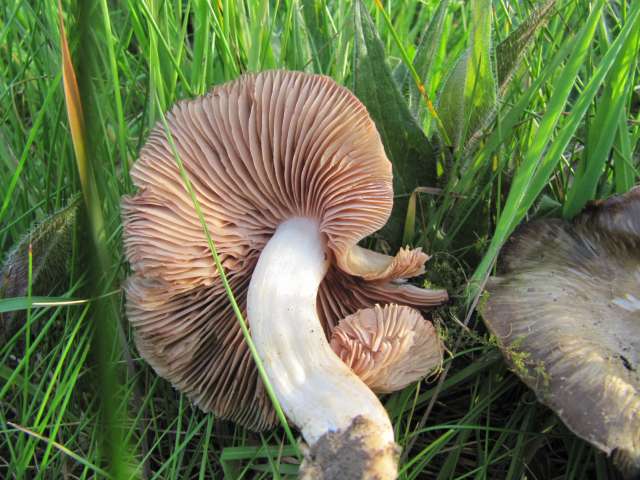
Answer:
[481,187,640,477]
[330,304,443,393]
[122,71,447,430]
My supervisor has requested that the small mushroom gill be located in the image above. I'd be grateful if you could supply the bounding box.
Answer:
[331,304,443,393]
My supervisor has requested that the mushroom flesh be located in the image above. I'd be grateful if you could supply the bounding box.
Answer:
[122,70,448,479]
[481,187,640,478]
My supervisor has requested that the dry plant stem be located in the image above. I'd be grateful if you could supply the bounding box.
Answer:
[247,218,398,479]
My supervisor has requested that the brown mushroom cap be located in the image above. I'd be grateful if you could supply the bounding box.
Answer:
[122,70,447,430]
[481,187,640,477]
[330,304,443,393]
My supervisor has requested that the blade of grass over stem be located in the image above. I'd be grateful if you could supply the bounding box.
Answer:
[152,93,301,459]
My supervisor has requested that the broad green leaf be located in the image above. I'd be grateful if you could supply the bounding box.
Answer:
[438,0,496,150]
[495,0,557,89]
[371,0,451,145]
[563,12,640,218]
[353,0,437,242]
[0,197,77,342]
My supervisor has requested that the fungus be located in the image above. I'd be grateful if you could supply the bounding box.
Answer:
[481,187,640,478]
[331,304,443,393]
[122,71,447,478]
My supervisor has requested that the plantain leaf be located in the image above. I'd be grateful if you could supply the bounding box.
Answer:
[1,199,78,300]
[0,197,78,329]
[437,0,496,151]
[352,0,437,243]
[495,0,557,91]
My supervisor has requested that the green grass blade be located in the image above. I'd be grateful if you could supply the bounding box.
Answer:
[614,106,637,193]
[7,421,111,478]
[563,7,640,217]
[467,0,606,301]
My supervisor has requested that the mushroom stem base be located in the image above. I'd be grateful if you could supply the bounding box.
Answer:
[247,217,398,479]
[300,416,400,480]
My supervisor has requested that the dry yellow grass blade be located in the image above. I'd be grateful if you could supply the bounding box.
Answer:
[8,422,111,477]
[57,0,89,197]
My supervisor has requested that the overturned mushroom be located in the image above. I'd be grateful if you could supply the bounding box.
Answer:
[331,304,443,393]
[122,71,447,478]
[481,187,640,478]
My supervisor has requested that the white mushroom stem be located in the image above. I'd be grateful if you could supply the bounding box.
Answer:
[247,218,398,479]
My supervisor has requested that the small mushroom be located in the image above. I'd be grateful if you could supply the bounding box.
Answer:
[331,304,443,393]
[481,187,640,478]
[122,71,447,479]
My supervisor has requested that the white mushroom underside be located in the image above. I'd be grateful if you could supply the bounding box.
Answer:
[247,217,393,445]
